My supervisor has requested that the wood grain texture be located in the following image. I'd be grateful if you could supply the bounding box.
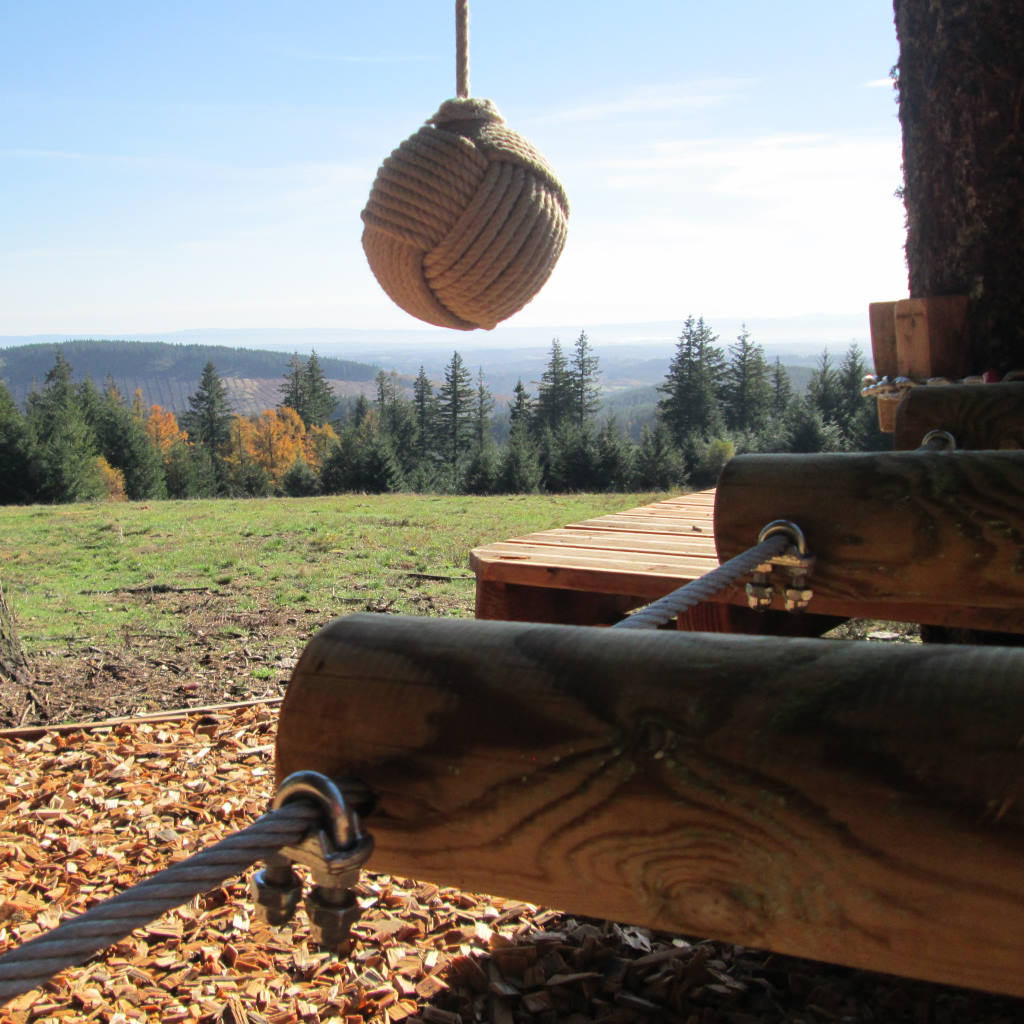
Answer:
[277,614,1024,997]
[894,382,1024,451]
[715,451,1024,629]
[894,296,969,379]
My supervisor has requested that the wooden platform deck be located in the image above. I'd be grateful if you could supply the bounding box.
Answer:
[470,489,830,632]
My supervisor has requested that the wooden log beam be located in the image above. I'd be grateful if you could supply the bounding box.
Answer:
[277,614,1024,996]
[894,381,1024,451]
[714,450,1024,629]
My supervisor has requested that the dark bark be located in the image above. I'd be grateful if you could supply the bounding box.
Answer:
[0,582,29,685]
[894,0,1024,374]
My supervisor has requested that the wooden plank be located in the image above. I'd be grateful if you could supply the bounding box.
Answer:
[504,529,719,557]
[469,554,714,600]
[471,543,718,578]
[279,614,1024,999]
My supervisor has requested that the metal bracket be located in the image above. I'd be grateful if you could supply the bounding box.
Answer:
[746,520,815,612]
[251,770,375,948]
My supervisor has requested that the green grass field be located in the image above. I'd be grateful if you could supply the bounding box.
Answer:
[0,491,669,657]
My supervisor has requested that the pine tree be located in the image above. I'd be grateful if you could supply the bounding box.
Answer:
[181,362,234,455]
[658,316,726,465]
[498,421,543,493]
[412,366,440,464]
[636,423,686,490]
[437,351,474,480]
[806,350,844,428]
[595,418,636,492]
[721,327,772,434]
[508,380,535,434]
[88,383,166,500]
[535,339,574,434]
[303,352,337,427]
[472,368,494,448]
[569,330,601,428]
[279,354,307,421]
[0,381,38,505]
[24,353,104,503]
[769,357,794,423]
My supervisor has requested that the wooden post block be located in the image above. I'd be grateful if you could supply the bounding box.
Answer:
[277,613,1024,997]
[867,300,899,377]
[894,381,1024,451]
[893,295,969,379]
[714,450,1024,629]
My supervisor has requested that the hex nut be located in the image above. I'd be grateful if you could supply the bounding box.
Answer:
[250,867,302,926]
[783,587,814,612]
[306,887,362,949]
[746,581,774,610]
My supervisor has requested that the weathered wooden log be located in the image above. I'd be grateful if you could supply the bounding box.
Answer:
[714,450,1024,632]
[277,614,1024,997]
[894,381,1024,452]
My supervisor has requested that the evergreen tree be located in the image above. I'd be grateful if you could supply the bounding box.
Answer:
[87,383,166,500]
[303,352,337,426]
[412,366,440,467]
[635,423,686,490]
[569,330,601,428]
[437,351,474,480]
[806,350,844,428]
[658,316,726,468]
[786,403,845,453]
[472,368,494,448]
[721,327,772,434]
[279,354,307,422]
[508,380,535,434]
[595,417,636,492]
[769,357,794,423]
[283,457,321,497]
[498,420,543,493]
[24,353,104,503]
[0,381,38,504]
[535,339,574,434]
[181,362,234,456]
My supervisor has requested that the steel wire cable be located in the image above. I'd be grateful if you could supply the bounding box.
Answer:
[0,799,320,1005]
[612,534,789,630]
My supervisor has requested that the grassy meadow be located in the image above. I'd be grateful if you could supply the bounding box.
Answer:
[0,491,668,667]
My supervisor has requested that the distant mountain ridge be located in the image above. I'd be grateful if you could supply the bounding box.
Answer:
[0,339,380,415]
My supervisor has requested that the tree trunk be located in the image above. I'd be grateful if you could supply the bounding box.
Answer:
[893,0,1024,374]
[0,581,29,685]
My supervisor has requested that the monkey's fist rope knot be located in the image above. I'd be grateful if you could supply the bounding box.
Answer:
[361,97,569,331]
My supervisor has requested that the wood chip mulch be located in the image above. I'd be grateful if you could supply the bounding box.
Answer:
[1,706,1022,1024]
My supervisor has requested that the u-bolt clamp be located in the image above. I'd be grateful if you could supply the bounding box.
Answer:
[747,520,815,613]
[251,770,375,948]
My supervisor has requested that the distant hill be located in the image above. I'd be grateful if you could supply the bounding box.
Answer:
[0,340,380,415]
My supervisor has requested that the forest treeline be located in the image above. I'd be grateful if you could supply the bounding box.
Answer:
[0,318,884,505]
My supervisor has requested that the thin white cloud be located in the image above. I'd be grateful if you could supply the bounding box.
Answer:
[863,78,893,88]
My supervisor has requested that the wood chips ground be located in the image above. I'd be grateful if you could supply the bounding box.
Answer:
[0,703,1022,1024]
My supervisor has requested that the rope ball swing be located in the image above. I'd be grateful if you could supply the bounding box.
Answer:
[361,0,569,331]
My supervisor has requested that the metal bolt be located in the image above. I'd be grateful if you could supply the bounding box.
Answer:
[783,587,814,612]
[306,886,362,949]
[746,571,774,610]
[250,863,303,926]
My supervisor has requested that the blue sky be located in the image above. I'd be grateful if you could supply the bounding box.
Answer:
[0,1,906,336]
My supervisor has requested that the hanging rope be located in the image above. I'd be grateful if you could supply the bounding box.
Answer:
[0,800,320,1006]
[613,533,790,630]
[456,0,470,98]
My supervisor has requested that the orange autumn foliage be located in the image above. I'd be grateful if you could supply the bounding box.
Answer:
[145,405,188,454]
